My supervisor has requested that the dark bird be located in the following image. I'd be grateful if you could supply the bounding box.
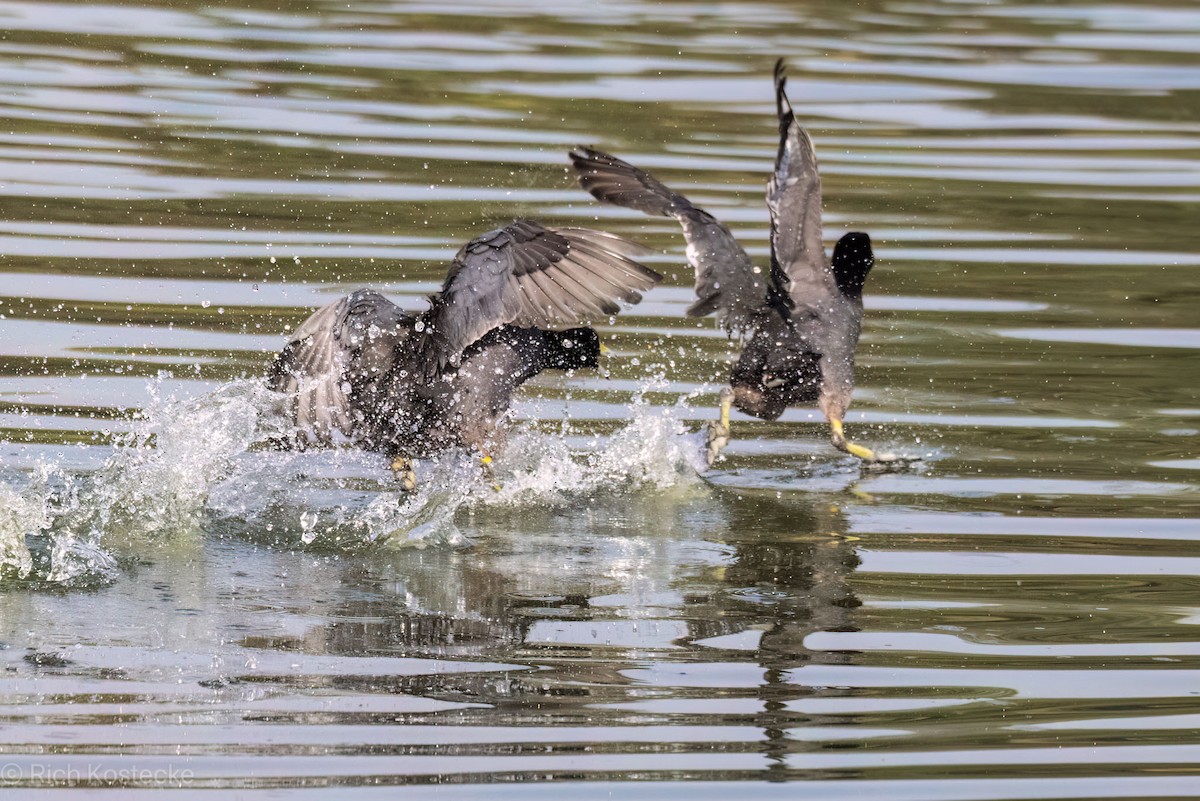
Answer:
[571,59,901,466]
[267,219,661,487]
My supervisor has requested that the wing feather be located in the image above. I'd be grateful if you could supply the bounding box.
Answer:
[767,58,834,310]
[523,268,588,320]
[268,290,411,446]
[422,220,660,375]
[561,238,652,302]
[570,146,767,331]
[543,253,623,316]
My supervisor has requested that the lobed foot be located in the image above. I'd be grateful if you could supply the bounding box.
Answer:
[705,388,735,467]
[391,455,417,491]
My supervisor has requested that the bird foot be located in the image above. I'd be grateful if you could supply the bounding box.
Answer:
[705,426,729,467]
[860,452,923,472]
[704,388,735,467]
[829,418,921,472]
[391,456,417,491]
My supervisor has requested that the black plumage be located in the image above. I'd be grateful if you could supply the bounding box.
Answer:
[267,220,660,463]
[571,59,892,464]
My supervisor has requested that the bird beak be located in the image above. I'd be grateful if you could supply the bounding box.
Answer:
[599,343,611,355]
[598,342,612,379]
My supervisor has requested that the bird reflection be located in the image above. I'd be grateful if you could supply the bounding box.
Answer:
[715,496,861,777]
[232,488,862,763]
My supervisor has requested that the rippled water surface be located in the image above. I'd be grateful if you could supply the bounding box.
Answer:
[1,0,1199,798]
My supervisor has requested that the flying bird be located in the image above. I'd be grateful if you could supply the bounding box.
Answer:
[571,59,903,466]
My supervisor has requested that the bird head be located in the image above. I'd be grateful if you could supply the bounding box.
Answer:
[831,232,874,298]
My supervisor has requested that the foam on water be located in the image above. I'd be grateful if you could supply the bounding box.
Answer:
[0,375,707,585]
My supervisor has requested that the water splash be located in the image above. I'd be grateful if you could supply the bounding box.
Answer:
[0,378,277,585]
[208,377,708,548]
[205,448,480,550]
[0,374,709,585]
[0,469,51,580]
[0,462,118,584]
[487,386,705,506]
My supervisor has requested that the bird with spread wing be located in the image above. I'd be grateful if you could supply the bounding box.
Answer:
[267,220,661,488]
[571,59,908,467]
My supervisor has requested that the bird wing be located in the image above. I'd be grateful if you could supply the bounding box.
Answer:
[766,58,835,312]
[268,289,411,446]
[421,219,661,375]
[570,146,767,331]
[570,146,687,217]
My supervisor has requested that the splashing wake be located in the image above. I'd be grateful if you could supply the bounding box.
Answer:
[0,376,707,586]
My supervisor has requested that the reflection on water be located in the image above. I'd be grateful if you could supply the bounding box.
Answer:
[1,0,1198,796]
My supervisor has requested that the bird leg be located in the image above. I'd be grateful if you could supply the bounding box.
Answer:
[829,417,915,467]
[391,455,417,491]
[829,417,879,461]
[705,388,734,466]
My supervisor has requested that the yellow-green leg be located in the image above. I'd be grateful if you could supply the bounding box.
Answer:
[829,418,915,467]
[480,452,501,492]
[829,417,880,461]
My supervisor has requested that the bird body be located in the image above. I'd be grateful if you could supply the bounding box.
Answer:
[267,220,659,464]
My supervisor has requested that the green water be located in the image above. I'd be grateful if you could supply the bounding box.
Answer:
[1,0,1198,798]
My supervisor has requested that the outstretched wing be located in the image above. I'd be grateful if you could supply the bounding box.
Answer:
[570,146,767,331]
[268,290,411,446]
[570,146,689,217]
[767,58,833,311]
[422,219,661,375]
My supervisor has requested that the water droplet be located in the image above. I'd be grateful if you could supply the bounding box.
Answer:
[300,510,319,544]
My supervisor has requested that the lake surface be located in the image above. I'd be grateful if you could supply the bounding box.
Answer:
[1,0,1198,798]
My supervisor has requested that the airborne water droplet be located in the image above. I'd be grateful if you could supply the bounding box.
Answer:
[299,510,319,544]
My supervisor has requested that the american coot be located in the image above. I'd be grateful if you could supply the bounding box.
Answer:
[571,59,901,466]
[267,219,661,487]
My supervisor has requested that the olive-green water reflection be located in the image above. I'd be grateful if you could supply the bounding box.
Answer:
[1,0,1198,797]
